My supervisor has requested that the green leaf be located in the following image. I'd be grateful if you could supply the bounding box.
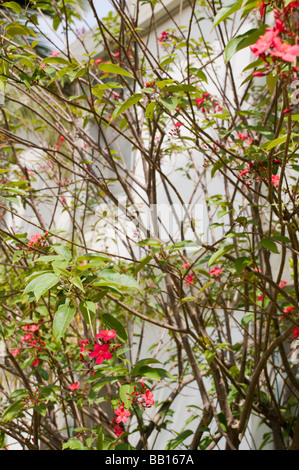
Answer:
[70,276,85,292]
[133,358,161,370]
[98,62,133,78]
[145,102,156,120]
[53,303,76,339]
[166,430,193,450]
[52,245,72,261]
[235,256,251,274]
[131,364,173,381]
[91,376,121,393]
[197,281,214,296]
[3,2,22,13]
[136,238,162,247]
[266,72,278,94]
[208,244,234,266]
[135,254,154,274]
[6,23,36,38]
[166,240,198,252]
[34,403,47,417]
[79,301,96,327]
[132,365,160,381]
[159,96,178,111]
[93,269,141,291]
[205,350,216,364]
[23,273,60,302]
[102,313,128,343]
[2,400,24,423]
[95,428,104,450]
[265,135,287,151]
[110,93,142,122]
[225,26,266,63]
[42,57,72,66]
[189,68,208,83]
[241,312,254,327]
[163,84,197,93]
[213,0,243,28]
[119,384,134,409]
[259,238,279,254]
[62,438,84,450]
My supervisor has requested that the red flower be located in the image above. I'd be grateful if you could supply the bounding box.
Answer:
[50,51,60,56]
[271,37,299,62]
[271,174,280,188]
[257,294,264,301]
[114,406,131,424]
[195,97,205,107]
[28,233,44,247]
[78,339,89,353]
[279,280,287,289]
[54,136,64,150]
[95,329,117,342]
[11,349,20,357]
[21,333,33,342]
[257,0,265,19]
[250,28,278,57]
[237,133,249,141]
[185,275,195,285]
[239,167,250,178]
[182,262,190,269]
[284,306,295,315]
[209,267,222,276]
[141,389,155,407]
[24,324,39,332]
[158,31,169,42]
[113,424,123,437]
[69,382,79,391]
[292,327,299,339]
[32,358,39,367]
[89,343,113,365]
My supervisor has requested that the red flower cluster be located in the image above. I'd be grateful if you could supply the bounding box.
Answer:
[125,382,155,410]
[114,405,131,424]
[54,136,64,150]
[281,305,295,319]
[69,381,80,391]
[26,232,48,251]
[250,3,299,90]
[292,327,299,338]
[195,92,222,115]
[237,133,253,146]
[271,174,280,188]
[209,267,222,276]
[89,343,113,365]
[96,329,117,342]
[158,31,169,42]
[111,417,124,437]
[89,329,120,366]
[238,159,281,188]
[185,275,195,285]
[20,387,40,411]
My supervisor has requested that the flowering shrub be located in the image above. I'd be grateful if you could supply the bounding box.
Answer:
[0,0,299,452]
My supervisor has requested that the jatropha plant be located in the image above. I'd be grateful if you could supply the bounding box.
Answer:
[1,0,299,451]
